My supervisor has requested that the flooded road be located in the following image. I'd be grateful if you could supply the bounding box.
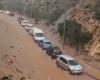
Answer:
[0,13,96,80]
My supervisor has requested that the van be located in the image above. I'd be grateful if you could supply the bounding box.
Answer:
[32,27,45,41]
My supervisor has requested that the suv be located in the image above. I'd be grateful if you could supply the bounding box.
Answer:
[46,46,62,58]
[56,55,83,74]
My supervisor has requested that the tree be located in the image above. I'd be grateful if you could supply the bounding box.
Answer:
[58,20,93,49]
[0,0,4,9]
[84,0,100,20]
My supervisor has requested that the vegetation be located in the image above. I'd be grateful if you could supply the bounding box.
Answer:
[0,0,4,9]
[0,0,79,22]
[58,20,93,48]
[93,1,100,20]
[83,0,100,20]
[4,0,25,12]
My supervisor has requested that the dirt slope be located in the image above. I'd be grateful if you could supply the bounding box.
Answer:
[70,0,100,60]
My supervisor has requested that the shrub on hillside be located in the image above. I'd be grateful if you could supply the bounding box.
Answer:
[57,20,93,47]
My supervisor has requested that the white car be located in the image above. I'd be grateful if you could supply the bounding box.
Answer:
[21,20,28,27]
[32,27,45,41]
[56,54,83,74]
[0,10,4,13]
[4,10,10,14]
[25,23,34,31]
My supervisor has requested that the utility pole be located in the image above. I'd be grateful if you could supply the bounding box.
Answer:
[54,1,66,48]
[62,9,66,48]
[23,0,27,16]
[31,0,33,23]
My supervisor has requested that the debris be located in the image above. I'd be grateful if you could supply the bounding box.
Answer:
[20,77,25,80]
[1,76,12,80]
[10,45,14,49]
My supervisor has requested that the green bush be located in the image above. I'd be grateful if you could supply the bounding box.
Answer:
[84,0,100,20]
[79,31,93,44]
[95,12,100,20]
[0,1,4,9]
[57,20,93,47]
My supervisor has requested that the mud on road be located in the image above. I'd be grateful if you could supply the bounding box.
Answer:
[0,13,97,80]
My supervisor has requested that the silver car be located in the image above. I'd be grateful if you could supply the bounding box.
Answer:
[21,20,28,27]
[25,23,34,31]
[56,54,83,74]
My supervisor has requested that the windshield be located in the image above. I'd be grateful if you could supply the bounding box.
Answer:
[68,60,79,66]
[23,21,27,23]
[29,25,33,27]
[54,48,60,53]
[24,22,27,23]
[36,33,44,37]
[28,24,33,27]
[44,42,51,44]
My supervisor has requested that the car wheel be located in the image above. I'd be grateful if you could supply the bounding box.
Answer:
[46,51,50,55]
[30,33,33,36]
[68,69,73,74]
[25,29,27,31]
[46,50,50,54]
[56,61,59,67]
[42,47,45,50]
[51,55,55,59]
[47,51,49,53]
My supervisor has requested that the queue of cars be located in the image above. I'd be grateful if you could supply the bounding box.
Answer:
[17,16,83,74]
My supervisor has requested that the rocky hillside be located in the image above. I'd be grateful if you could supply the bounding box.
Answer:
[69,0,100,60]
[55,0,100,60]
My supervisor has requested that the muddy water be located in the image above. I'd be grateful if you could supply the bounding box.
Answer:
[0,14,71,80]
[0,14,95,80]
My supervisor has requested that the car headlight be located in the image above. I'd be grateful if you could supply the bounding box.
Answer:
[71,69,76,71]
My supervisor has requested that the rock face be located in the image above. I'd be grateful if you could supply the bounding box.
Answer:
[70,0,100,59]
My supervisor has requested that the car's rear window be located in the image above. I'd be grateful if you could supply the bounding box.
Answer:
[54,48,60,53]
[68,60,79,66]
[60,57,68,64]
[44,42,51,44]
[36,33,44,37]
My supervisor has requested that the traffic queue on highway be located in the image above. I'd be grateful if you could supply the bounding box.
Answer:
[17,16,84,75]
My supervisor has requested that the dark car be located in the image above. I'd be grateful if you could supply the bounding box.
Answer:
[38,38,52,50]
[46,46,62,58]
[8,12,14,16]
[17,16,24,24]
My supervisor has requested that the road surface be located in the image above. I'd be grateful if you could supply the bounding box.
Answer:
[0,13,96,80]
